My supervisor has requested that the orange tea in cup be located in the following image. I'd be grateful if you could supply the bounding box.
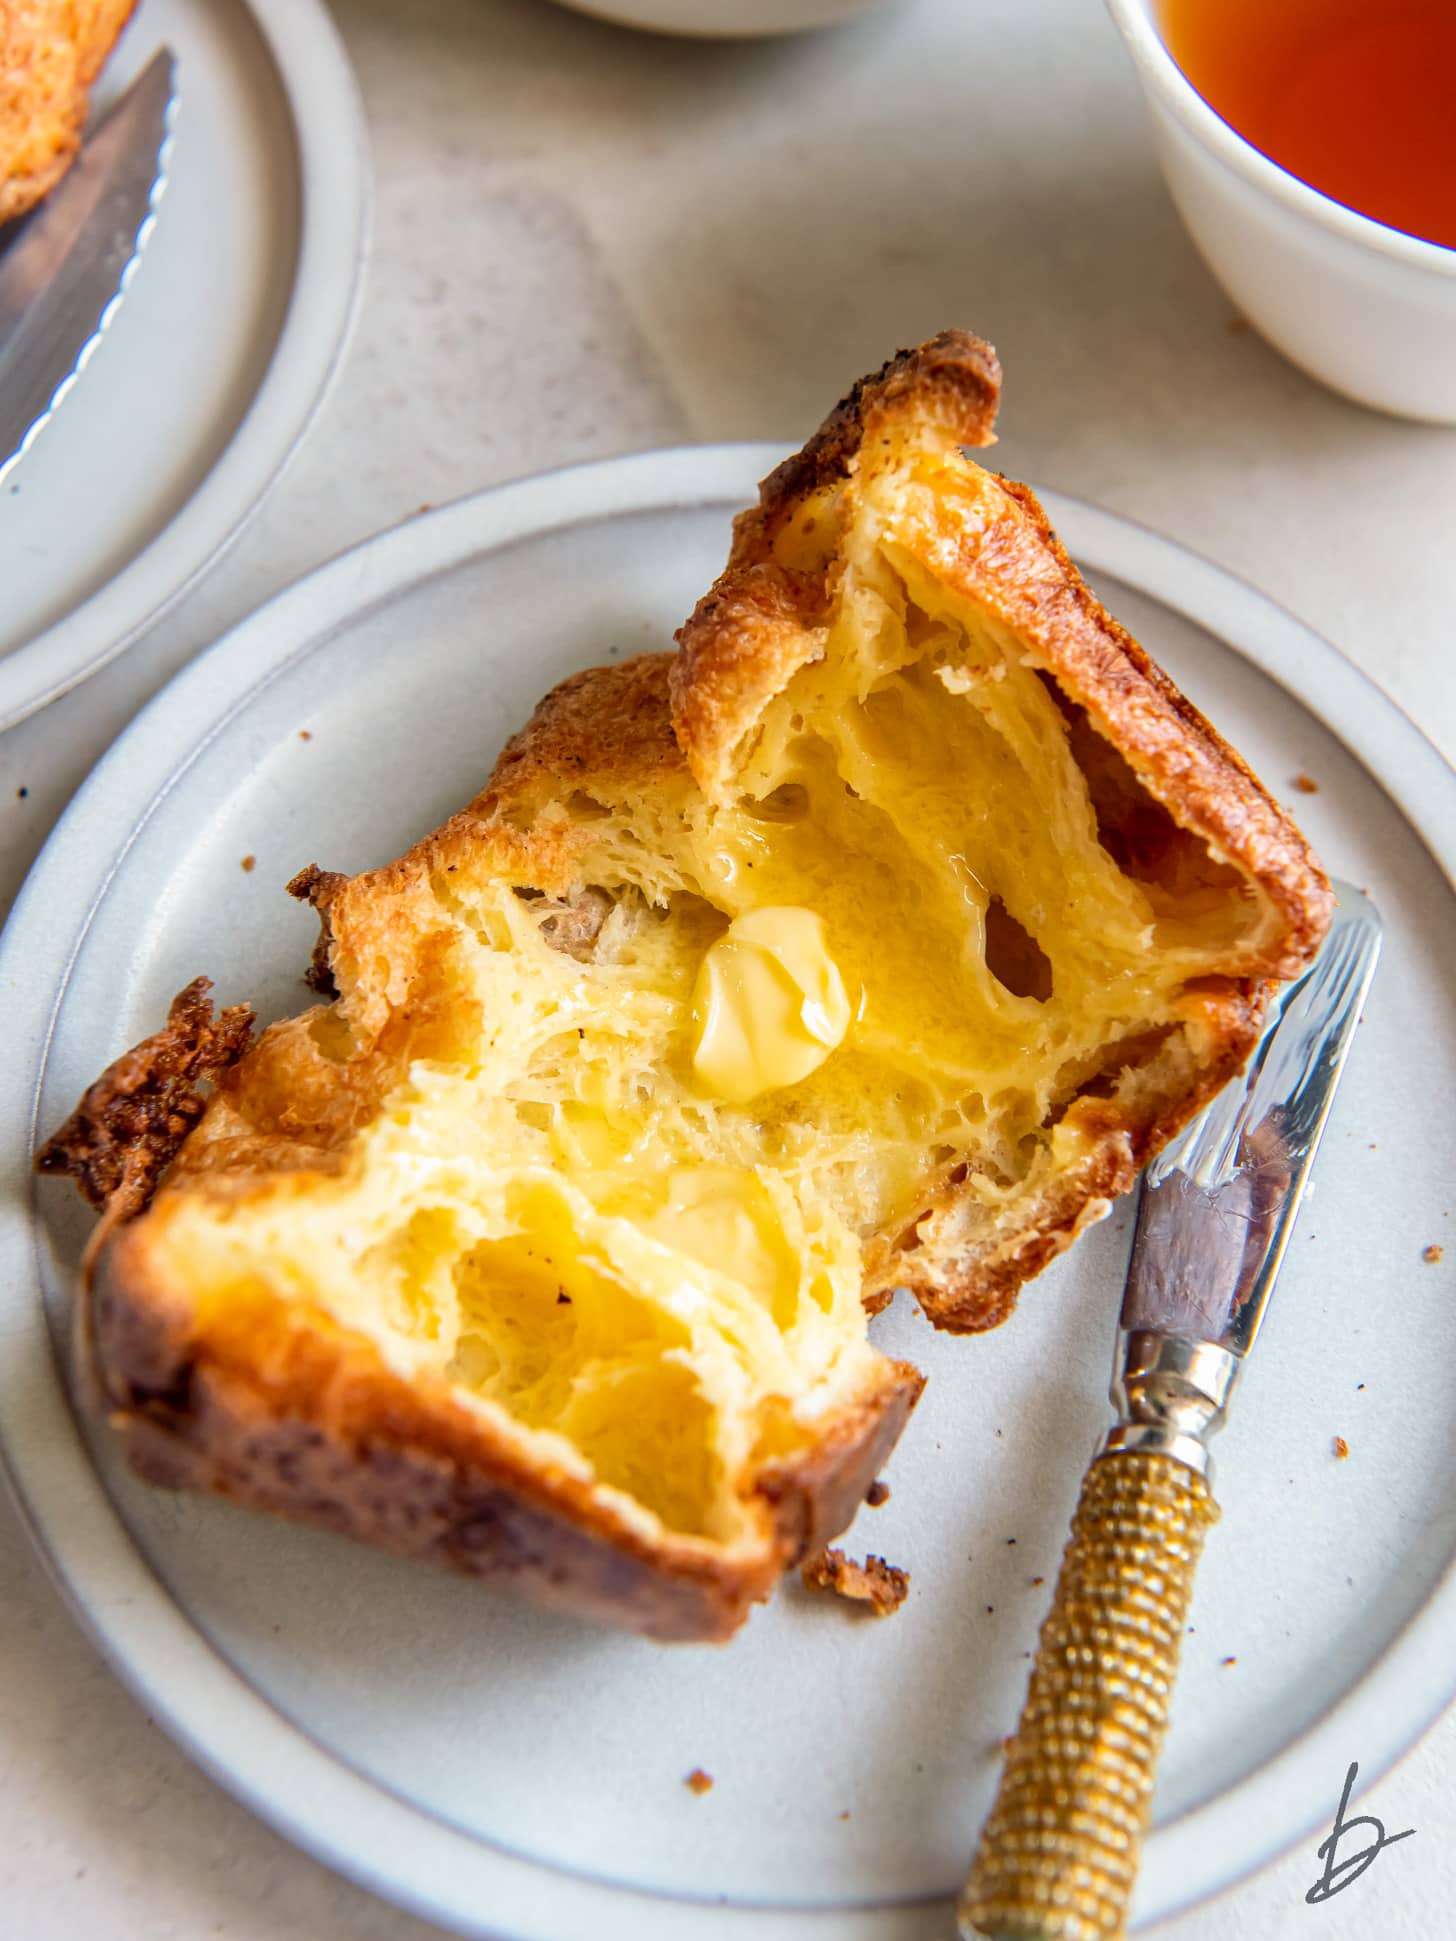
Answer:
[1157,0,1456,249]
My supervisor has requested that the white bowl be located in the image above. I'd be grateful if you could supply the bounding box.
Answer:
[1106,0,1456,423]
[546,0,894,37]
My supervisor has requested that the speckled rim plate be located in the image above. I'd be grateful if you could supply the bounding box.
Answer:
[0,0,369,731]
[1,447,1454,1939]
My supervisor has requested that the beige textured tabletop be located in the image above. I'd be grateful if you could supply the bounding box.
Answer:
[3,1,1455,1936]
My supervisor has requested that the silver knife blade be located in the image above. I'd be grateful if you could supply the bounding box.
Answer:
[1106,881,1382,1470]
[0,48,176,488]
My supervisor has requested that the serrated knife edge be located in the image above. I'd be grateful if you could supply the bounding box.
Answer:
[0,48,177,491]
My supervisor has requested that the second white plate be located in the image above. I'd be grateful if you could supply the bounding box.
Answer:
[0,0,368,730]
[3,448,1455,1938]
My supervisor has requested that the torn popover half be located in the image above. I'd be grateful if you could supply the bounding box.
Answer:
[39,331,1330,1641]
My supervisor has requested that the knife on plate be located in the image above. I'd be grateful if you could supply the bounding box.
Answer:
[958,881,1382,1941]
[0,47,176,489]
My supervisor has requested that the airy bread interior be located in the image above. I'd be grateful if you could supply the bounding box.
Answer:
[49,332,1328,1627]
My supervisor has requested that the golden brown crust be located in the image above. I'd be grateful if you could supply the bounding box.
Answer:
[667,572,827,805]
[743,329,1002,557]
[479,652,686,827]
[86,1226,923,1643]
[0,1,137,225]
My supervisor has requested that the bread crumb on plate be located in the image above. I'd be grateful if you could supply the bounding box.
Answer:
[1423,1244,1444,1263]
[685,1768,713,1795]
[1333,1435,1350,1459]
[802,1548,909,1617]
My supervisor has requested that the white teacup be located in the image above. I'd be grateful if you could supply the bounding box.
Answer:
[1106,0,1456,423]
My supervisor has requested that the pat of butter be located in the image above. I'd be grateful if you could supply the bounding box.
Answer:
[691,907,851,1104]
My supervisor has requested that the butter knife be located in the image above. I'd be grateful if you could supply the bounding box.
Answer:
[0,48,176,489]
[958,882,1382,1941]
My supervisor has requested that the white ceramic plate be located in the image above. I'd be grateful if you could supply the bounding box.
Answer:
[0,0,368,731]
[3,449,1455,1940]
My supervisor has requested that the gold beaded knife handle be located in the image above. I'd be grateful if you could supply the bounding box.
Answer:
[958,1450,1217,1941]
[959,888,1381,1941]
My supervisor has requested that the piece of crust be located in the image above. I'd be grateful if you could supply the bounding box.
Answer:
[35,978,255,1221]
[0,2,138,226]
[286,863,347,998]
[802,1547,910,1617]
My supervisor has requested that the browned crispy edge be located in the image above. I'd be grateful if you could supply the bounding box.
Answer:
[85,1222,923,1642]
[0,2,139,225]
[35,979,255,1219]
[287,864,347,997]
[475,652,688,829]
[748,330,1001,542]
